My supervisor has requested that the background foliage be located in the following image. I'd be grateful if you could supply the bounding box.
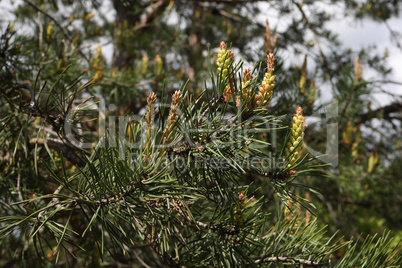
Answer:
[0,0,401,267]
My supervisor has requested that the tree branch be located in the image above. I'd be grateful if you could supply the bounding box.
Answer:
[187,0,266,3]
[22,0,89,62]
[373,79,402,86]
[255,256,324,267]
[29,138,85,167]
[359,101,402,123]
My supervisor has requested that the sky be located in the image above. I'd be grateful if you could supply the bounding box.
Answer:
[252,1,402,108]
[1,0,401,108]
[327,14,402,107]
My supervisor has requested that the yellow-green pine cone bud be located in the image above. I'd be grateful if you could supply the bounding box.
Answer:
[144,92,157,165]
[354,57,361,82]
[254,73,275,107]
[217,41,233,77]
[223,85,233,102]
[95,45,102,66]
[241,68,253,101]
[162,91,182,150]
[308,79,316,107]
[299,75,306,94]
[10,22,15,33]
[254,53,276,108]
[241,80,251,100]
[154,54,163,76]
[367,152,377,173]
[285,107,307,167]
[299,55,307,94]
[141,54,149,75]
[46,23,54,44]
[85,13,95,21]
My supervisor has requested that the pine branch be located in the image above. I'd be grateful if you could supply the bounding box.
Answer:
[132,218,183,268]
[255,256,324,267]
[135,0,169,32]
[359,101,402,123]
[22,0,89,62]
[37,184,67,220]
[133,250,152,268]
[195,221,241,235]
[150,243,183,268]
[3,83,65,131]
[29,138,85,167]
[186,0,267,3]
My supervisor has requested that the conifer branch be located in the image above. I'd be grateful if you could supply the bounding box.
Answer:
[255,256,324,266]
[359,101,402,123]
[22,0,89,62]
[29,138,85,167]
[187,0,266,3]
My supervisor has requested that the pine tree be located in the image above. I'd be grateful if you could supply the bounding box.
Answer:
[1,1,401,267]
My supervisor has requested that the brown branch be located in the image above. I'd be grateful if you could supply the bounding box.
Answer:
[365,124,395,143]
[29,138,85,167]
[218,9,243,21]
[373,79,402,86]
[339,84,358,123]
[384,21,402,53]
[85,180,145,206]
[255,256,323,266]
[187,0,266,3]
[359,102,402,123]
[134,0,168,31]
[198,95,222,125]
[3,83,35,112]
[16,156,27,214]
[133,250,152,268]
[37,184,66,220]
[195,221,241,235]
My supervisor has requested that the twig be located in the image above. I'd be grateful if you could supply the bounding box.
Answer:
[197,95,222,125]
[255,256,323,266]
[291,0,326,61]
[316,193,338,229]
[218,9,243,22]
[85,180,144,206]
[187,0,266,3]
[16,156,26,214]
[133,250,152,268]
[133,0,168,32]
[22,0,89,62]
[37,11,43,54]
[359,101,402,123]
[29,138,85,167]
[133,219,183,268]
[365,124,394,143]
[373,79,402,86]
[339,84,356,124]
[291,0,334,90]
[384,21,402,53]
[37,184,65,220]
[195,221,240,235]
[23,0,71,39]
